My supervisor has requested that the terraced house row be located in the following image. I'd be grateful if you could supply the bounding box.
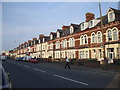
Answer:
[11,7,120,63]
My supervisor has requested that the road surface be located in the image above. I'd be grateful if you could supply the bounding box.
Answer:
[2,59,119,88]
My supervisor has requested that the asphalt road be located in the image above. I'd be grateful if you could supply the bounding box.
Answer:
[2,59,119,88]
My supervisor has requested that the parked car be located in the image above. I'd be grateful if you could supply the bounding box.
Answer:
[22,57,27,61]
[25,56,32,62]
[16,57,23,61]
[0,65,12,89]
[28,58,38,63]
[16,57,19,61]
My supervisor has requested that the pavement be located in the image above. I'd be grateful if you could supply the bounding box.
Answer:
[41,60,119,74]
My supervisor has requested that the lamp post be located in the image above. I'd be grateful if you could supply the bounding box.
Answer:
[99,2,107,69]
[14,41,20,57]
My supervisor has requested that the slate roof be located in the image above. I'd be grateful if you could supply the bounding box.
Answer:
[21,8,120,45]
[50,32,57,39]
[57,29,63,32]
[57,29,65,37]
[71,23,81,33]
[96,8,120,27]
[109,7,120,14]
[44,36,50,41]
[50,32,56,35]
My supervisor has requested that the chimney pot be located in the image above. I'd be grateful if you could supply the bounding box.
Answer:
[39,34,44,38]
[86,12,95,22]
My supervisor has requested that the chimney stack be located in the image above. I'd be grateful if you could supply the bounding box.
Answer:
[39,34,44,38]
[33,38,37,41]
[62,25,70,31]
[28,40,32,42]
[86,12,95,22]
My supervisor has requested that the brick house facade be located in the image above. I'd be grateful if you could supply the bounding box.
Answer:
[12,7,120,63]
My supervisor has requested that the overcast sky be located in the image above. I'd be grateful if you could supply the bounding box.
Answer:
[1,1,119,52]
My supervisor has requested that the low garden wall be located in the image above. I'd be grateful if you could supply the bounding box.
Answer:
[77,59,100,68]
[37,58,120,71]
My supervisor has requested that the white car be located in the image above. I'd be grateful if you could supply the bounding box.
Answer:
[22,57,27,61]
[24,56,32,62]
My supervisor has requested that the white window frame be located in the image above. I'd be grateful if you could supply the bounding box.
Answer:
[34,40,36,45]
[80,51,84,59]
[97,31,102,43]
[89,20,94,28]
[108,29,112,41]
[50,34,53,40]
[31,42,33,46]
[84,34,88,44]
[61,40,63,48]
[93,49,96,58]
[108,11,115,22]
[50,43,53,49]
[81,23,84,30]
[69,38,72,47]
[42,44,45,50]
[106,27,119,42]
[72,38,75,47]
[70,26,74,34]
[64,39,67,47]
[56,41,60,49]
[80,35,84,45]
[69,37,75,47]
[43,38,45,42]
[91,32,96,43]
[106,28,112,42]
[112,27,118,41]
[39,39,41,43]
[57,31,60,38]
[85,51,88,58]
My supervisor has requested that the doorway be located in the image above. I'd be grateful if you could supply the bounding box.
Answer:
[107,48,114,63]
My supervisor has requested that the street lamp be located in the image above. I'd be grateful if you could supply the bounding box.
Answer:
[99,2,108,69]
[14,41,20,57]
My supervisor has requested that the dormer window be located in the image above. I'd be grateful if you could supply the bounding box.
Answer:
[34,41,36,45]
[31,42,33,46]
[108,11,115,22]
[70,26,74,34]
[89,20,93,28]
[39,39,41,43]
[57,31,60,38]
[81,23,84,30]
[27,43,29,47]
[25,44,27,48]
[50,34,53,40]
[43,38,45,42]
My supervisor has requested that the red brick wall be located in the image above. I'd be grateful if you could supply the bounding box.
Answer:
[16,21,119,59]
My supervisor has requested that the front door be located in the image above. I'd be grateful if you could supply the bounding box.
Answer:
[107,48,114,64]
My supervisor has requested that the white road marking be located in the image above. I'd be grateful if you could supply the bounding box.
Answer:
[33,68,46,73]
[53,74,88,86]
[24,65,30,68]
